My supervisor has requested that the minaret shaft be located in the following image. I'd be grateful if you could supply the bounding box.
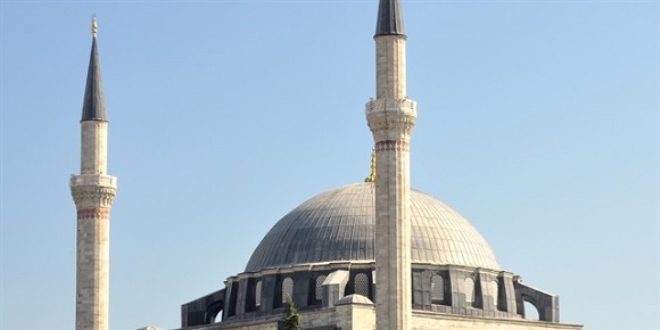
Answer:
[368,106,416,330]
[81,121,108,174]
[376,36,407,100]
[74,205,111,330]
[368,1,415,329]
[71,19,116,330]
[373,141,413,330]
[72,155,116,330]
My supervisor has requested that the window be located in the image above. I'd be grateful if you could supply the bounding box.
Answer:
[487,280,498,307]
[255,281,262,307]
[431,274,444,303]
[281,277,293,303]
[354,273,369,297]
[315,275,327,300]
[464,278,475,304]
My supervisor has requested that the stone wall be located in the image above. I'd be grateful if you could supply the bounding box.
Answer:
[411,311,583,330]
[177,305,582,330]
[184,263,565,327]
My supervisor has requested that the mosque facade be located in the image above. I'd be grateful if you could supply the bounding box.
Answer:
[72,1,583,330]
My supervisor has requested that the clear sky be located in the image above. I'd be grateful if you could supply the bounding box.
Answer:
[0,1,658,329]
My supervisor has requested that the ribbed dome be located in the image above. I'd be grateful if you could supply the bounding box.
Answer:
[245,183,500,272]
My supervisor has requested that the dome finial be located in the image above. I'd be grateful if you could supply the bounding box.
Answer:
[364,149,376,182]
[91,15,98,37]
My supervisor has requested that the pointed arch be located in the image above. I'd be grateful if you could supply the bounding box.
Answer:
[255,281,262,308]
[431,274,444,303]
[487,280,499,307]
[354,273,369,297]
[315,275,327,300]
[281,277,293,303]
[464,277,476,305]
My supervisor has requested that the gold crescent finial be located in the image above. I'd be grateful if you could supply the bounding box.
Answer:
[364,149,376,183]
[92,15,98,37]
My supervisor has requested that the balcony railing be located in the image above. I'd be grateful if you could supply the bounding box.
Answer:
[70,174,117,188]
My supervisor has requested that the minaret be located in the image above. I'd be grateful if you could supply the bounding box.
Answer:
[366,0,416,329]
[70,17,117,330]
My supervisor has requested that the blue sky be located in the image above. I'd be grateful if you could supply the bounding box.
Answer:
[0,1,658,330]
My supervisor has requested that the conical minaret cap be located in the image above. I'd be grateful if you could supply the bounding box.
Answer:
[375,0,405,36]
[81,17,107,122]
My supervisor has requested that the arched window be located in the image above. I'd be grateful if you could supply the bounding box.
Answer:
[315,275,327,300]
[354,273,369,297]
[281,277,293,303]
[255,281,262,307]
[431,274,444,303]
[464,278,475,304]
[488,280,499,307]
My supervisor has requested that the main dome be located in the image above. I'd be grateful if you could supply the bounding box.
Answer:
[245,183,500,272]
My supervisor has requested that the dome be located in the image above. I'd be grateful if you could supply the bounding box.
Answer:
[245,183,500,272]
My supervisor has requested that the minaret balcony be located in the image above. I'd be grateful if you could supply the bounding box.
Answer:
[366,98,417,141]
[365,98,417,117]
[70,174,117,189]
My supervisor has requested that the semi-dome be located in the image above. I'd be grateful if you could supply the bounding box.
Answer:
[336,294,374,306]
[245,183,500,272]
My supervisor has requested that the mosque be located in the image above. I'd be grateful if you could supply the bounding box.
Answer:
[70,1,584,330]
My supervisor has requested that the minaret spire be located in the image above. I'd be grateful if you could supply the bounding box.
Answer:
[375,0,405,36]
[367,0,417,329]
[71,16,116,330]
[82,15,106,122]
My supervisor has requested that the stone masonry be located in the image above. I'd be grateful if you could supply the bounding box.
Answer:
[71,175,116,330]
[71,19,117,330]
[366,2,418,328]
[165,1,584,329]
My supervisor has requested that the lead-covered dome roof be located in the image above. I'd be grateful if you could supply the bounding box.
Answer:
[245,183,500,272]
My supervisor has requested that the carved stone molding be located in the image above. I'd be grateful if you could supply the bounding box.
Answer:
[375,140,410,152]
[366,98,417,141]
[71,185,116,209]
[367,112,417,131]
[77,207,110,219]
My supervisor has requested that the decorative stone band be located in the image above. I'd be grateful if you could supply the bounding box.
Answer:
[77,207,110,218]
[366,98,417,142]
[375,140,409,152]
[71,185,116,209]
